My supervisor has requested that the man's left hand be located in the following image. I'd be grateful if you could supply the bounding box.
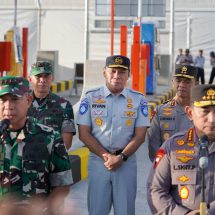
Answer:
[103,153,123,171]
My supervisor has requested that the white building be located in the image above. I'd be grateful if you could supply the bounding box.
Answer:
[0,0,215,79]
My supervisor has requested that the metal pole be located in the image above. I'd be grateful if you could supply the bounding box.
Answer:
[110,0,114,55]
[169,0,174,76]
[138,0,142,26]
[187,13,191,49]
[84,0,89,60]
[36,0,42,50]
[14,0,17,26]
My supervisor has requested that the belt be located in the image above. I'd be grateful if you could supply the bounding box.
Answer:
[106,149,123,155]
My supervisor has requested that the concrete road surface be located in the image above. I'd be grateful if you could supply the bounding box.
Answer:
[65,140,152,215]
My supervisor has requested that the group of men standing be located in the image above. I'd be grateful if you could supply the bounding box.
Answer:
[0,54,214,215]
[175,48,215,85]
[147,63,215,214]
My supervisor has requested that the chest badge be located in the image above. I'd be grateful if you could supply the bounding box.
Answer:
[127,103,133,109]
[178,175,190,183]
[176,155,194,163]
[179,186,189,199]
[127,98,133,103]
[126,119,133,127]
[177,140,185,146]
[95,118,103,126]
[163,123,169,129]
[187,142,195,147]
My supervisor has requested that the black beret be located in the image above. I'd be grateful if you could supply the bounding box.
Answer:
[105,55,130,70]
[174,65,197,79]
[191,84,215,107]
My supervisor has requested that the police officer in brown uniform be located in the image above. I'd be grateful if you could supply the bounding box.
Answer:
[147,65,197,162]
[147,84,215,215]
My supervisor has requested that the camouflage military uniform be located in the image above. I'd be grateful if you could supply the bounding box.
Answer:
[0,119,72,199]
[147,98,193,161]
[0,76,73,199]
[28,92,76,135]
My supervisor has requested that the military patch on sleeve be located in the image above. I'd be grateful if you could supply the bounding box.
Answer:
[79,98,89,115]
[140,99,148,117]
[154,148,166,169]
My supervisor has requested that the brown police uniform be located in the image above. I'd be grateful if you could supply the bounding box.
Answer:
[147,65,196,162]
[147,84,215,215]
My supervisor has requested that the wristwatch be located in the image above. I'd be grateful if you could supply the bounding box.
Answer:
[120,152,128,161]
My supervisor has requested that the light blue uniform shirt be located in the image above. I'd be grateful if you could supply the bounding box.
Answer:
[77,86,150,151]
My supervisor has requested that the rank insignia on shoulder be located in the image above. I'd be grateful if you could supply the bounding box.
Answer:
[154,148,166,169]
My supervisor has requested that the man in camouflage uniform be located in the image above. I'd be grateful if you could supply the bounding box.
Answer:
[147,65,197,162]
[28,61,76,150]
[0,76,73,213]
[147,84,215,215]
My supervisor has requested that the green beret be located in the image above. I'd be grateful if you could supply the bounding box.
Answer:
[191,84,215,107]
[30,61,53,76]
[106,55,130,70]
[0,76,30,97]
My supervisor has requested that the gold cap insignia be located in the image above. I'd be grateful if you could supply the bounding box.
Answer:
[181,66,187,74]
[115,57,123,65]
[202,88,215,100]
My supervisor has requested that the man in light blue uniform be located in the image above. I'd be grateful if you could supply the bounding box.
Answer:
[77,55,150,215]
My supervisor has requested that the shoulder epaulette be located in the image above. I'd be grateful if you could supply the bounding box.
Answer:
[85,87,102,94]
[162,99,170,104]
[128,88,143,96]
[162,99,176,107]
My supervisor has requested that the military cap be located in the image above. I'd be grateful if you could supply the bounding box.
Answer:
[0,76,30,97]
[174,65,197,79]
[191,84,215,107]
[105,55,130,70]
[30,61,53,76]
